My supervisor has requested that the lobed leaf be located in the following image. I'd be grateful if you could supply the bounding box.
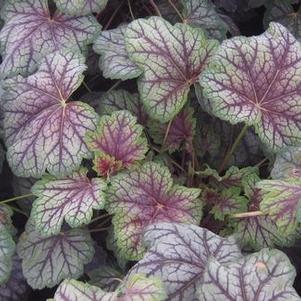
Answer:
[17,225,94,289]
[106,162,202,260]
[199,248,301,301]
[200,22,301,151]
[128,222,242,301]
[86,110,148,177]
[31,168,106,236]
[125,16,218,122]
[3,50,98,178]
[0,0,101,78]
[93,25,142,80]
[55,0,108,16]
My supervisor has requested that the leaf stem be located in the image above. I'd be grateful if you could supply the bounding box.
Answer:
[106,80,122,94]
[150,0,162,17]
[161,118,173,152]
[0,193,33,205]
[88,227,110,233]
[127,0,135,20]
[167,0,184,22]
[232,211,265,218]
[104,0,125,30]
[89,213,110,224]
[7,205,28,217]
[219,123,249,173]
[82,80,92,93]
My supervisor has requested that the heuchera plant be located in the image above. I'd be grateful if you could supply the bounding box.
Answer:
[2,0,301,300]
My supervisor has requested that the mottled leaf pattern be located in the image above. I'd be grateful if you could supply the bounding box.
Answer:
[200,22,301,151]
[0,0,101,78]
[107,162,202,260]
[257,178,301,235]
[31,168,106,236]
[0,256,29,301]
[199,248,300,301]
[17,226,94,289]
[93,25,142,80]
[271,146,301,179]
[129,223,242,301]
[125,16,218,122]
[52,274,166,301]
[55,0,108,16]
[3,50,98,178]
[86,110,148,177]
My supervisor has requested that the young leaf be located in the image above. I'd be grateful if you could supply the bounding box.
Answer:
[31,168,106,236]
[52,274,166,301]
[199,248,301,301]
[149,106,196,153]
[257,178,301,235]
[271,146,301,179]
[106,162,202,260]
[17,226,94,289]
[0,206,15,285]
[55,0,108,16]
[0,256,29,301]
[128,222,242,301]
[98,90,148,125]
[0,0,101,78]
[200,22,301,151]
[125,16,218,122]
[86,110,148,177]
[93,25,142,80]
[3,50,98,178]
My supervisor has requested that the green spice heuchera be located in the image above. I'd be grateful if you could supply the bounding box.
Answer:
[1,0,301,300]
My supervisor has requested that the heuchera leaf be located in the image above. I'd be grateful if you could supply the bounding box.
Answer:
[0,206,15,286]
[52,274,166,301]
[93,25,142,80]
[199,248,300,301]
[264,0,301,40]
[0,256,29,301]
[17,225,94,289]
[271,146,301,179]
[125,16,218,122]
[149,106,196,153]
[55,0,108,16]
[98,90,148,125]
[200,22,301,151]
[0,0,101,78]
[86,110,148,177]
[257,178,301,235]
[106,162,202,260]
[3,50,99,178]
[31,168,106,236]
[128,222,242,301]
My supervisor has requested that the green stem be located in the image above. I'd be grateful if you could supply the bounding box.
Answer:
[104,0,125,30]
[89,213,110,224]
[0,193,33,205]
[219,124,249,173]
[7,205,28,217]
[127,0,135,20]
[167,0,184,21]
[82,80,92,93]
[150,0,162,16]
[106,80,122,94]
[88,227,110,233]
[161,118,173,152]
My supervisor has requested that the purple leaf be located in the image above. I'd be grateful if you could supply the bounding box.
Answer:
[17,224,94,289]
[31,168,106,236]
[3,50,99,178]
[125,16,218,122]
[199,248,300,301]
[0,0,101,78]
[200,22,301,151]
[86,110,148,177]
[128,222,242,301]
[55,0,108,16]
[106,162,202,260]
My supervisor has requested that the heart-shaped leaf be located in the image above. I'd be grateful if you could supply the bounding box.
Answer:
[106,162,202,260]
[200,22,301,151]
[129,222,242,301]
[17,224,94,289]
[199,248,300,301]
[55,0,108,16]
[3,50,99,178]
[31,168,106,236]
[86,110,148,177]
[52,274,166,301]
[125,16,218,122]
[93,25,142,80]
[0,256,29,301]
[257,178,301,235]
[0,0,101,78]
